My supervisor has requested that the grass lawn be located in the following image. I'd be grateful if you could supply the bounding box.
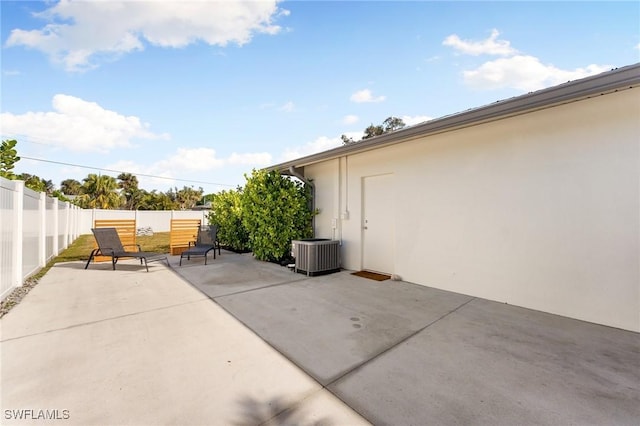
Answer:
[55,232,171,263]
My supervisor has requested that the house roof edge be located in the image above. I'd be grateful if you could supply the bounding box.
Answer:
[268,62,640,173]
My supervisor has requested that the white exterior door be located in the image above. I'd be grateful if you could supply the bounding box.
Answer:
[362,174,395,274]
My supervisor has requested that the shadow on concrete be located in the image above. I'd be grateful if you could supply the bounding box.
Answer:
[232,395,331,426]
[173,251,307,298]
[58,259,168,272]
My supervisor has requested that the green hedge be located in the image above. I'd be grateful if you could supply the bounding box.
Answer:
[209,170,314,261]
[242,170,313,262]
[208,189,250,252]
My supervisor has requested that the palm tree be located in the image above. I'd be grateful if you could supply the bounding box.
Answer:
[78,174,123,209]
[60,179,82,195]
[17,173,54,195]
[169,186,204,210]
[137,190,176,210]
[117,172,140,210]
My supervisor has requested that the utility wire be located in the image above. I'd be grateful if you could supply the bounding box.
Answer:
[20,155,235,187]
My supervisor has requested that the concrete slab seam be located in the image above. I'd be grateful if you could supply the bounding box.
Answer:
[0,297,210,343]
[246,336,376,425]
[175,270,476,425]
[325,296,478,388]
[173,272,377,423]
[257,386,370,426]
[212,278,312,298]
[166,263,311,298]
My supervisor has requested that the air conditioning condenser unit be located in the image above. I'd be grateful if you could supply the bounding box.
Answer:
[291,239,340,276]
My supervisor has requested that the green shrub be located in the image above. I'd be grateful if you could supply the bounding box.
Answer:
[208,189,250,251]
[241,169,313,262]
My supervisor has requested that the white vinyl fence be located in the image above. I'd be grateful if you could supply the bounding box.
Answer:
[1,177,82,300]
[1,176,210,300]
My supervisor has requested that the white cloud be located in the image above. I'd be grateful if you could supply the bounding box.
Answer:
[342,115,359,125]
[104,148,270,189]
[135,148,270,175]
[167,147,225,171]
[279,118,437,163]
[259,102,277,109]
[350,89,386,103]
[6,0,286,71]
[401,115,432,126]
[443,29,518,56]
[104,160,150,178]
[443,29,612,92]
[281,136,343,161]
[260,101,295,112]
[278,101,295,112]
[105,159,177,189]
[463,55,612,91]
[227,152,272,166]
[145,148,224,188]
[280,118,438,163]
[340,131,364,142]
[0,94,168,152]
[280,118,442,162]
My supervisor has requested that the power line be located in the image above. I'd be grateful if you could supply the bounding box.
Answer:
[20,156,236,188]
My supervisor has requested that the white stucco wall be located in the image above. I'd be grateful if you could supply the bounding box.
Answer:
[305,88,639,331]
[310,160,340,241]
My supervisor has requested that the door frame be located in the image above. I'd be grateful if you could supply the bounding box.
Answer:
[361,173,395,274]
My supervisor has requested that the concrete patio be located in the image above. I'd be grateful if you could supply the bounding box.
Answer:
[2,251,639,425]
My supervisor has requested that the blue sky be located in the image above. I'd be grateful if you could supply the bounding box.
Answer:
[2,0,639,195]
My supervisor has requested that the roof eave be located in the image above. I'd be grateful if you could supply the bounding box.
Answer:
[267,63,640,173]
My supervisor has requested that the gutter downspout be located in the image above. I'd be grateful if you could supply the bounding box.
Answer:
[288,166,315,236]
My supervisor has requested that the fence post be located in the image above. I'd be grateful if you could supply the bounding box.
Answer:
[64,201,71,249]
[12,181,24,288]
[75,205,81,239]
[52,196,59,256]
[71,204,78,240]
[39,192,46,267]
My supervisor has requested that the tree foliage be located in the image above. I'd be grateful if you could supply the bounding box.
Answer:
[60,179,82,195]
[18,173,53,194]
[209,189,250,251]
[2,137,317,262]
[76,174,123,209]
[341,116,406,145]
[51,190,71,202]
[382,116,406,133]
[341,134,356,145]
[241,169,313,262]
[0,139,20,179]
[1,140,68,200]
[202,193,216,206]
[167,186,204,210]
[0,139,231,212]
[117,173,140,210]
[136,190,176,210]
[363,124,385,139]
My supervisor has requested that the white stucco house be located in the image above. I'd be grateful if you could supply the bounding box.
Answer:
[268,63,640,332]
